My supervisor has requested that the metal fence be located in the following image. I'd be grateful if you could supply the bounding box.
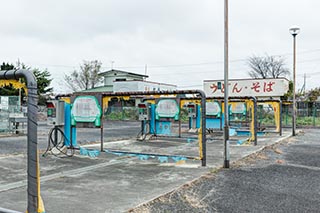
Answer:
[105,101,320,128]
[0,96,23,132]
[282,101,320,127]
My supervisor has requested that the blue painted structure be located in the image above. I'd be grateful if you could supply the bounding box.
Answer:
[188,105,201,129]
[206,113,224,129]
[155,121,172,135]
[150,104,156,134]
[196,104,201,128]
[64,102,77,147]
[149,102,174,136]
[236,130,266,136]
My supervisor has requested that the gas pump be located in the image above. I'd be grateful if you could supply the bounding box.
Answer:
[44,100,69,156]
[137,102,151,140]
[187,103,197,131]
[138,102,150,121]
[47,100,65,126]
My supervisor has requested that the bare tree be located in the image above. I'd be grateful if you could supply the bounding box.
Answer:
[64,60,103,92]
[247,55,290,79]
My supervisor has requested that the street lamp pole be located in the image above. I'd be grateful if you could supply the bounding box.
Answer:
[223,0,230,168]
[289,25,300,136]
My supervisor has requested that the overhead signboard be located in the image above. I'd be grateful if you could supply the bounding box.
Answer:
[204,78,289,97]
[71,96,102,127]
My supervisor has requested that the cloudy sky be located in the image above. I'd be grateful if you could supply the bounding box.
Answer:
[1,0,320,93]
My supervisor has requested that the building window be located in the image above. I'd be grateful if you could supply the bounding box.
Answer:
[115,78,126,81]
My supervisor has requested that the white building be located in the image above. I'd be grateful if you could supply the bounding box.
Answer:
[83,69,176,93]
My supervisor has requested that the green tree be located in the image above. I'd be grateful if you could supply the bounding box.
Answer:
[306,88,320,102]
[281,81,293,101]
[0,63,18,96]
[0,62,53,105]
[32,68,53,105]
[64,60,103,92]
[1,62,14,70]
[32,68,53,94]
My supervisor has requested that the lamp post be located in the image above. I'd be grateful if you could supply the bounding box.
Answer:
[289,25,300,136]
[223,0,230,168]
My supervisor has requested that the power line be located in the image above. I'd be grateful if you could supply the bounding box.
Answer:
[298,58,320,63]
[25,47,320,71]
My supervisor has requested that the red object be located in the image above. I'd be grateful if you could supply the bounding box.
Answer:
[138,103,147,108]
[46,102,55,108]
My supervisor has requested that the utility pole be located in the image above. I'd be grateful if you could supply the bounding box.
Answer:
[289,25,300,136]
[303,73,306,94]
[223,0,230,168]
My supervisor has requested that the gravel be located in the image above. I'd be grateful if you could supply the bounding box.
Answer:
[130,129,320,213]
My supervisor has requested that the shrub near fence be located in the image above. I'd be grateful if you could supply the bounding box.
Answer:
[104,106,190,122]
[105,106,138,121]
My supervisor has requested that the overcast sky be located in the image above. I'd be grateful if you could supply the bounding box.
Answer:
[1,0,320,93]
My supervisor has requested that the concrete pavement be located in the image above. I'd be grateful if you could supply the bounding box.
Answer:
[0,124,292,212]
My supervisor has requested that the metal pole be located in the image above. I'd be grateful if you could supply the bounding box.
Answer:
[279,100,283,136]
[312,102,316,127]
[223,0,230,168]
[178,99,181,138]
[201,93,207,167]
[101,120,104,152]
[0,70,39,213]
[292,35,297,136]
[253,98,258,146]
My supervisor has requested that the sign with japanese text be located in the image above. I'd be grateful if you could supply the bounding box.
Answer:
[204,78,289,97]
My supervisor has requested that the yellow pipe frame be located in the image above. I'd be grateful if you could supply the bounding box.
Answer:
[0,79,28,95]
[245,99,255,143]
[59,97,71,104]
[101,95,204,161]
[259,101,281,132]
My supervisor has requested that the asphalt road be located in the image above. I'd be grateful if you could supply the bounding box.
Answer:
[0,121,141,155]
[0,120,294,212]
[131,129,320,213]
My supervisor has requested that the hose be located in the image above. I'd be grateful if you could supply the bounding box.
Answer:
[136,121,153,141]
[42,126,75,157]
